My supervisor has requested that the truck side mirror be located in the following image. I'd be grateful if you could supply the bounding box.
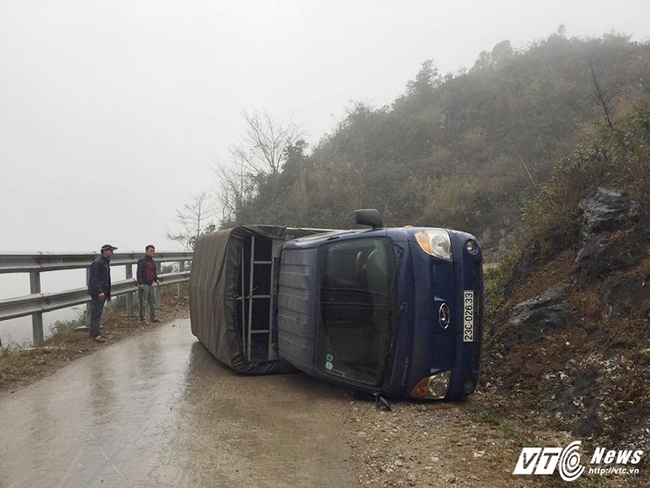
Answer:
[354,209,383,229]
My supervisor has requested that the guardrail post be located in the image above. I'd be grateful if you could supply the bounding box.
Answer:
[86,267,91,329]
[177,261,185,297]
[30,271,44,346]
[125,264,133,315]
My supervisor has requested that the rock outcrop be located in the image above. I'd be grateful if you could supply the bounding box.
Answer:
[575,187,641,283]
[508,280,574,341]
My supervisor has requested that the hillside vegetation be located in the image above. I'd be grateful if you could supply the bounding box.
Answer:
[221,32,649,254]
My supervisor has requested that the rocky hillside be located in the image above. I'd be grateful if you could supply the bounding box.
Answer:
[483,185,650,458]
[476,101,650,485]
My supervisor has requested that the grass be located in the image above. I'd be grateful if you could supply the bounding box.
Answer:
[506,250,576,305]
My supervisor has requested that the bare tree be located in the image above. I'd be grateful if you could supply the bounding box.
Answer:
[213,162,257,226]
[589,62,614,129]
[231,109,303,176]
[213,109,303,225]
[165,191,216,250]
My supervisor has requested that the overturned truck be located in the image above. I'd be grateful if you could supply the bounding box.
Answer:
[189,210,484,400]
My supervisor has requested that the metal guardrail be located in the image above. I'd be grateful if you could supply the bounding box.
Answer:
[0,251,192,273]
[0,251,193,346]
[0,273,191,322]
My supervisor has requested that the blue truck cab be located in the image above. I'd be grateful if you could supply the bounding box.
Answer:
[276,210,484,400]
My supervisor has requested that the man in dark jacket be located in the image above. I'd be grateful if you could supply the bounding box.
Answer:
[136,244,160,324]
[87,244,117,342]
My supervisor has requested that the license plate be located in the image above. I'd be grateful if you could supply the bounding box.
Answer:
[463,291,474,342]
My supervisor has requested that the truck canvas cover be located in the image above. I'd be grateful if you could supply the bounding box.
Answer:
[189,225,293,374]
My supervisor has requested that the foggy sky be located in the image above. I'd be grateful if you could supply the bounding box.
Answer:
[2,0,649,254]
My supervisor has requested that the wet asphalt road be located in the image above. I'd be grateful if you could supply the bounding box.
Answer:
[0,319,356,487]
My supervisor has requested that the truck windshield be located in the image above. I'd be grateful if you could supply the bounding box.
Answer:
[316,237,395,386]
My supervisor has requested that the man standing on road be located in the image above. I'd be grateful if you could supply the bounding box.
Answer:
[137,245,160,325]
[87,244,117,343]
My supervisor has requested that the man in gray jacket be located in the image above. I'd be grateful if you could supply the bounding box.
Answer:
[137,245,160,324]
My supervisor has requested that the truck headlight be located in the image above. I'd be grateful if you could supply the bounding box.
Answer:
[414,230,452,262]
[411,371,452,399]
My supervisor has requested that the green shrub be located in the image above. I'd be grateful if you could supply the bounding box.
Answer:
[49,309,86,335]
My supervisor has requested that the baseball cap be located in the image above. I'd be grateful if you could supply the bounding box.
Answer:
[101,244,118,252]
